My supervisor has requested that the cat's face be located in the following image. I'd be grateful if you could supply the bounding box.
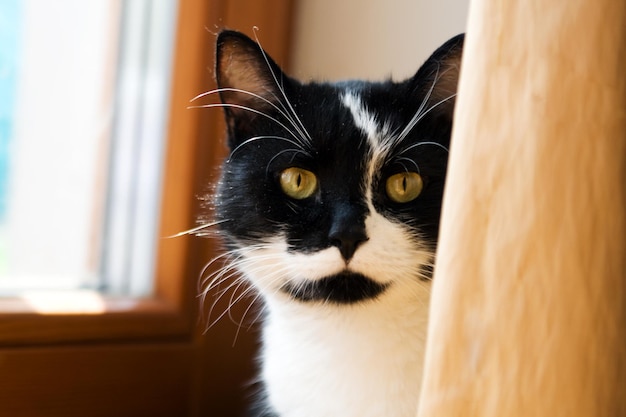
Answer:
[209,31,463,306]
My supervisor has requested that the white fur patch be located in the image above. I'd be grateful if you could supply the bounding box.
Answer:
[340,91,397,206]
[341,92,381,145]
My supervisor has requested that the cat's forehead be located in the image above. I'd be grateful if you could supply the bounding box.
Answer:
[339,89,392,152]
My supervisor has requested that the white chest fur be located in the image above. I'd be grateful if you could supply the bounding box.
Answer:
[261,284,430,417]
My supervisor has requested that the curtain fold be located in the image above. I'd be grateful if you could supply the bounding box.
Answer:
[418,0,626,415]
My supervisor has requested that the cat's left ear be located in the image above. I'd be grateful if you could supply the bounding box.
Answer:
[215,30,287,130]
[411,34,465,117]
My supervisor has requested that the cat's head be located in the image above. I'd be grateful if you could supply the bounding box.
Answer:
[210,30,463,306]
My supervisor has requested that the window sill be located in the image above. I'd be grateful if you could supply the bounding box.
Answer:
[0,291,191,346]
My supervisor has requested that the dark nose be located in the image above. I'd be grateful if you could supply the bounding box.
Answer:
[328,217,369,262]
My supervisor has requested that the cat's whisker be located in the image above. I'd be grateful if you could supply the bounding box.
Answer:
[165,219,230,239]
[225,278,256,321]
[198,250,242,290]
[394,157,422,175]
[252,27,313,145]
[265,148,310,177]
[191,87,312,147]
[199,262,230,305]
[189,103,305,146]
[229,289,271,347]
[241,291,268,329]
[201,246,287,295]
[393,63,442,140]
[205,271,240,303]
[206,262,290,333]
[269,90,313,148]
[199,262,258,326]
[228,283,269,346]
[231,282,261,322]
[209,274,242,300]
[204,261,251,297]
[285,200,300,214]
[201,251,267,313]
[395,64,459,143]
[396,92,458,143]
[191,87,276,110]
[228,135,310,163]
[396,141,450,156]
[189,89,221,102]
[200,265,241,318]
[205,277,247,330]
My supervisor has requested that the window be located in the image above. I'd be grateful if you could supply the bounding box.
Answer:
[0,0,177,297]
[0,1,294,416]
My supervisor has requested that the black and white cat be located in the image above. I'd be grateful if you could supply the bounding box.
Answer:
[205,30,463,417]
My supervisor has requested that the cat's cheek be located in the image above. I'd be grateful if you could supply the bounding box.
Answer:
[348,211,432,282]
[231,237,289,293]
[233,236,347,295]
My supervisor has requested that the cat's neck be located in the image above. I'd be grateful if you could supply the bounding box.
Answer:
[260,284,431,417]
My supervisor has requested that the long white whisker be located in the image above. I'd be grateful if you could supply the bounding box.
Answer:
[165,219,230,238]
[237,290,265,330]
[191,87,293,122]
[205,262,289,331]
[396,93,457,143]
[252,27,313,143]
[266,148,310,176]
[230,284,270,346]
[395,157,421,174]
[395,63,441,140]
[201,252,248,292]
[226,279,255,321]
[198,249,256,312]
[206,278,245,329]
[200,246,285,295]
[396,141,450,156]
[228,135,309,163]
[191,87,311,147]
[189,103,304,144]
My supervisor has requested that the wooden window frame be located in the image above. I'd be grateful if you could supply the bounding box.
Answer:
[0,0,294,346]
[0,0,204,347]
[0,1,293,416]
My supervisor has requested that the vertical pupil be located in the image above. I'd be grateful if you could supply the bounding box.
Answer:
[402,176,407,192]
[296,173,302,188]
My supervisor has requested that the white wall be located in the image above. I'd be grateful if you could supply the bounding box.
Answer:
[290,0,469,81]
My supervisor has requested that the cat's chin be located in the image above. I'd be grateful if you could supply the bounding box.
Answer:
[280,271,390,304]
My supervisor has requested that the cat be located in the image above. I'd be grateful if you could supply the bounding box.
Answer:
[203,29,463,417]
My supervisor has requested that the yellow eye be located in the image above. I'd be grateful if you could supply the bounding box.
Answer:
[385,172,423,203]
[279,167,318,199]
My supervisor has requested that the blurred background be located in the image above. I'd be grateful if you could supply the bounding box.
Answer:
[0,1,467,416]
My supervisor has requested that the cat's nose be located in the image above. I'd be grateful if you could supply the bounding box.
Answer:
[328,224,369,262]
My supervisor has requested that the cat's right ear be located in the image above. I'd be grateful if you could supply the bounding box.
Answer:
[215,30,286,132]
[409,34,465,120]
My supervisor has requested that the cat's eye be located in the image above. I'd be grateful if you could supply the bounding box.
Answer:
[279,167,318,199]
[385,172,424,203]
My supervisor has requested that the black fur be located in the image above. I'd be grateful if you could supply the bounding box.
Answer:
[281,271,390,304]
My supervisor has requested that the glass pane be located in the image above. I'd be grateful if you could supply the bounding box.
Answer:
[0,0,178,297]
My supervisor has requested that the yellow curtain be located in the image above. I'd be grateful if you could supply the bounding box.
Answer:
[418,0,626,416]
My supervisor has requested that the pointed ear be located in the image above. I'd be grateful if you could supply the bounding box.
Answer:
[215,30,285,119]
[413,34,465,116]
